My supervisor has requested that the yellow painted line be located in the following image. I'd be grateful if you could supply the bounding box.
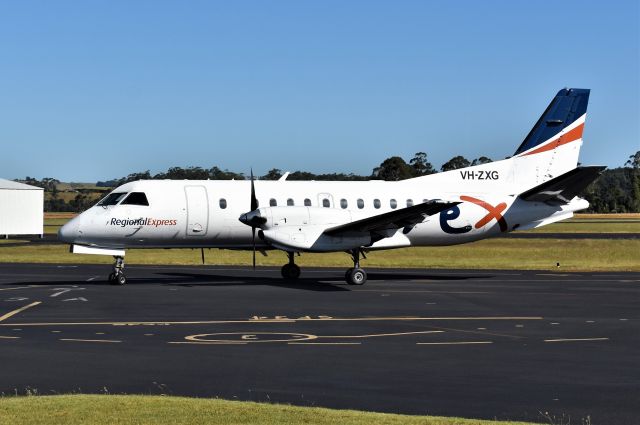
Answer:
[0,335,20,339]
[544,338,609,343]
[417,341,493,345]
[0,316,543,327]
[0,287,32,292]
[321,330,444,339]
[60,338,121,343]
[0,302,41,323]
[289,342,361,345]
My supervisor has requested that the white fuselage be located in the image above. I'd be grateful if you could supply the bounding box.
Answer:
[59,158,587,253]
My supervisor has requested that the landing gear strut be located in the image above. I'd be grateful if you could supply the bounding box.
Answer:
[108,256,126,285]
[345,249,367,285]
[281,251,301,280]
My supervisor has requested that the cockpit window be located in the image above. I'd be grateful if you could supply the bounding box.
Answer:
[97,192,128,206]
[121,192,149,206]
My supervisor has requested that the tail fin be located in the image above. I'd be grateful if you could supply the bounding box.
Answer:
[512,88,590,185]
[514,88,589,156]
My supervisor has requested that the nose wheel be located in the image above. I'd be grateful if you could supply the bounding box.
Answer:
[281,252,301,279]
[345,249,367,285]
[108,256,126,285]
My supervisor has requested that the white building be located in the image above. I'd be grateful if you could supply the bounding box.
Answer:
[0,179,44,238]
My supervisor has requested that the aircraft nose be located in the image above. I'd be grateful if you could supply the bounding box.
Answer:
[58,216,81,243]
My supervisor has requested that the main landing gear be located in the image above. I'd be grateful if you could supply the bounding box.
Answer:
[281,251,301,280]
[108,256,126,285]
[345,249,367,285]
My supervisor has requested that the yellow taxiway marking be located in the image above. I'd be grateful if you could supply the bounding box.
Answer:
[0,287,32,292]
[544,338,609,343]
[0,335,20,339]
[0,316,543,327]
[417,341,493,345]
[0,301,41,323]
[60,338,121,343]
[321,330,444,339]
[289,342,361,345]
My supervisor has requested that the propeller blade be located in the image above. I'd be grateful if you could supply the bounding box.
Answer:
[250,168,259,211]
[252,226,256,270]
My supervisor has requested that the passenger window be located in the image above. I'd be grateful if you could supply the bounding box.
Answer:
[340,199,348,209]
[390,199,397,209]
[423,199,429,203]
[357,199,364,209]
[219,198,227,209]
[304,198,312,206]
[373,199,381,209]
[122,192,149,206]
[322,198,330,208]
[287,198,294,206]
[270,198,277,207]
[406,199,414,207]
[98,192,128,206]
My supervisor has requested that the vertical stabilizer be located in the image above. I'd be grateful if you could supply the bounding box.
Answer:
[513,88,590,186]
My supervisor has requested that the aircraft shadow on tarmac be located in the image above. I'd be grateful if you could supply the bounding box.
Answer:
[3,269,489,292]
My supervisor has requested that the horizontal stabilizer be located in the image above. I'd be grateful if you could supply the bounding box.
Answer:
[324,201,459,237]
[519,166,606,205]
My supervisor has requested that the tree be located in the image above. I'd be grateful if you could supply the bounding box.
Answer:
[625,151,640,169]
[471,156,492,166]
[440,155,471,172]
[372,156,415,181]
[262,168,283,180]
[409,152,436,176]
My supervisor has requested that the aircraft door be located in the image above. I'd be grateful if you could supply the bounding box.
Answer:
[184,186,209,236]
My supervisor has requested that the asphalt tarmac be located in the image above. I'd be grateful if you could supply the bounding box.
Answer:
[0,263,638,424]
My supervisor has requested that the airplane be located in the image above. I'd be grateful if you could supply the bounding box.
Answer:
[58,88,605,285]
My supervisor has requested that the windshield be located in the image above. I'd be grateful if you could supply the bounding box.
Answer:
[97,192,128,206]
[121,192,149,206]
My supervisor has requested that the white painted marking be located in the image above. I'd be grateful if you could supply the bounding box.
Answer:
[62,297,88,302]
[417,341,493,346]
[544,338,609,343]
[289,342,361,345]
[5,297,29,302]
[0,335,20,339]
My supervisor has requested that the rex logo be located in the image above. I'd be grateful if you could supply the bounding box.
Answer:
[440,196,508,234]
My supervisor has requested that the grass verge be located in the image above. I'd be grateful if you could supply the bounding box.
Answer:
[1,238,638,271]
[0,395,539,425]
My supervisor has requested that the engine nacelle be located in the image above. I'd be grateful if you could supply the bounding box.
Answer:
[255,207,371,252]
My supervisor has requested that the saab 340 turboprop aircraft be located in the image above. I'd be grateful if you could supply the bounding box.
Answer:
[59,88,604,285]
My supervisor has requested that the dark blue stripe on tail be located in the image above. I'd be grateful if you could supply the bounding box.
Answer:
[514,88,590,156]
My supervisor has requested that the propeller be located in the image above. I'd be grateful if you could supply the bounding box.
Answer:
[239,169,266,270]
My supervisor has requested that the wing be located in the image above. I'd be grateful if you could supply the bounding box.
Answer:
[519,166,606,205]
[323,200,459,237]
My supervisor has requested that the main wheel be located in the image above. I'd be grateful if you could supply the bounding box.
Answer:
[345,268,354,281]
[347,268,367,285]
[114,272,127,285]
[281,264,301,280]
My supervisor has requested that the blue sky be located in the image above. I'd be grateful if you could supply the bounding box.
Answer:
[1,1,638,181]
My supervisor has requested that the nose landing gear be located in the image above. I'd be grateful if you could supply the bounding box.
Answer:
[345,249,367,285]
[108,256,126,285]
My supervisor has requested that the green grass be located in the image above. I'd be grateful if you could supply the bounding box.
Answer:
[1,238,638,271]
[0,395,539,425]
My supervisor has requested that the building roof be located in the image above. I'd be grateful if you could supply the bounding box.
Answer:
[0,178,44,190]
